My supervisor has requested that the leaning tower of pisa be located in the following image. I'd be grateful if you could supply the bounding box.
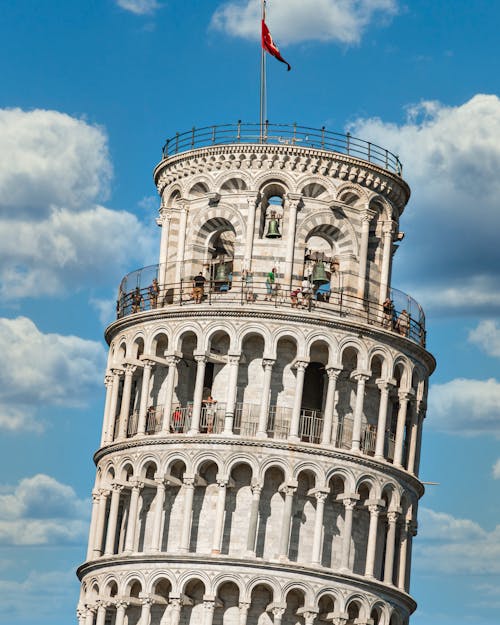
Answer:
[77,123,435,625]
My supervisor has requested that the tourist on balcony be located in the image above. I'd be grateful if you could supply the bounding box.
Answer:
[192,272,206,303]
[149,278,160,309]
[382,298,394,329]
[171,407,183,433]
[290,288,300,308]
[132,287,143,313]
[300,277,312,309]
[265,268,276,300]
[242,269,254,302]
[202,395,217,433]
[395,309,410,336]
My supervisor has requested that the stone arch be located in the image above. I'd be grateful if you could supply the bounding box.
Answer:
[335,183,368,206]
[254,170,297,194]
[179,577,208,625]
[289,468,318,563]
[297,174,336,201]
[187,204,245,248]
[255,463,287,559]
[296,210,359,258]
[236,325,271,353]
[173,324,203,353]
[222,460,254,555]
[247,582,276,625]
[344,595,369,623]
[282,586,307,625]
[164,187,182,207]
[148,328,170,356]
[217,172,250,193]
[187,179,211,198]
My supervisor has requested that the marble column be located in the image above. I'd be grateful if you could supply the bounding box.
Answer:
[86,490,100,560]
[311,490,328,565]
[393,392,411,468]
[340,497,357,571]
[150,479,166,552]
[278,485,296,559]
[189,355,207,435]
[224,354,241,435]
[239,602,251,625]
[321,367,341,445]
[246,484,262,555]
[289,361,308,441]
[100,374,114,446]
[351,372,369,452]
[284,195,301,287]
[357,209,375,298]
[161,356,180,434]
[95,604,108,625]
[365,502,384,578]
[397,520,410,591]
[378,221,394,304]
[104,484,123,556]
[85,607,96,625]
[137,360,154,435]
[383,511,399,584]
[93,488,110,557]
[114,601,129,625]
[256,359,274,438]
[174,204,189,287]
[139,597,153,625]
[243,194,258,269]
[157,209,172,288]
[118,364,136,439]
[203,601,215,625]
[272,607,285,625]
[169,599,182,625]
[106,369,123,443]
[374,380,393,461]
[179,477,195,552]
[124,480,143,553]
[406,400,420,473]
[212,479,228,554]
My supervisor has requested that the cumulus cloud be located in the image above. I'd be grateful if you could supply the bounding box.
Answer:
[0,316,106,431]
[211,0,398,45]
[0,474,89,545]
[0,108,111,217]
[349,94,500,314]
[116,0,162,15]
[428,377,500,437]
[0,107,157,300]
[493,459,500,479]
[469,320,500,358]
[415,507,500,575]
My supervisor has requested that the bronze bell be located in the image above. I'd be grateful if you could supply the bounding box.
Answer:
[215,262,229,282]
[312,261,329,285]
[265,218,281,238]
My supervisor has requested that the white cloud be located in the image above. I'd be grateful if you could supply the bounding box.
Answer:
[415,507,500,575]
[0,316,106,432]
[493,459,500,479]
[211,0,398,45]
[349,94,500,314]
[0,108,111,217]
[469,320,500,358]
[116,0,161,15]
[428,377,500,437]
[0,107,157,301]
[0,474,89,545]
[90,297,116,326]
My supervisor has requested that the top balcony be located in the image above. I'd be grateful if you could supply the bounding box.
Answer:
[114,265,426,347]
[160,122,403,176]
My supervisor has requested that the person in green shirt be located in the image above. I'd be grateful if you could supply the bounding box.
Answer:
[265,267,276,300]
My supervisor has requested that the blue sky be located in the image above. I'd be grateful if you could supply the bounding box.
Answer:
[0,1,499,623]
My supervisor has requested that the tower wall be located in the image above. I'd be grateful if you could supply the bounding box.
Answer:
[77,132,434,625]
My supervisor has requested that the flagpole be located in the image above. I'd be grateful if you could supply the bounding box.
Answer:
[260,0,266,143]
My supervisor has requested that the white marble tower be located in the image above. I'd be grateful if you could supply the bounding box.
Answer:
[77,123,435,625]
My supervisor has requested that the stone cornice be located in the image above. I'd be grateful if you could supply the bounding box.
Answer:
[77,553,416,613]
[93,435,424,498]
[105,307,436,374]
[153,144,410,213]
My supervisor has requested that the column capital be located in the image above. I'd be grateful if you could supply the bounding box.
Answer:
[91,489,101,502]
[246,193,259,208]
[104,374,114,386]
[216,478,229,488]
[285,192,302,207]
[124,363,137,376]
[183,476,195,488]
[194,354,208,364]
[251,482,263,495]
[398,389,415,402]
[130,478,145,490]
[375,377,396,391]
[294,359,309,372]
[387,510,400,524]
[239,601,251,612]
[382,220,396,236]
[141,358,155,369]
[262,358,275,369]
[98,488,111,498]
[367,503,384,515]
[227,353,241,365]
[314,490,329,503]
[342,497,358,511]
[350,369,370,382]
[110,482,124,494]
[111,367,124,377]
[271,606,286,618]
[165,355,181,367]
[326,365,342,379]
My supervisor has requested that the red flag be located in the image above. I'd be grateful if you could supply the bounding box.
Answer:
[261,19,291,71]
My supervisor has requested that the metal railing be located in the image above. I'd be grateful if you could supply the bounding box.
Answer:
[160,122,403,175]
[116,273,426,346]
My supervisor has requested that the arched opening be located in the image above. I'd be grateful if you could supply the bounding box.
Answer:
[225,462,253,555]
[283,589,305,625]
[190,460,219,554]
[213,581,240,625]
[334,347,358,449]
[151,578,172,624]
[269,337,297,438]
[322,474,346,568]
[235,333,265,435]
[259,183,286,239]
[289,470,316,563]
[125,580,142,625]
[247,584,274,625]
[137,461,158,552]
[162,460,186,552]
[256,465,285,559]
[182,579,206,625]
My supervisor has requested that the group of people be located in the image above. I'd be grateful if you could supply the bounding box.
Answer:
[382,298,410,336]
